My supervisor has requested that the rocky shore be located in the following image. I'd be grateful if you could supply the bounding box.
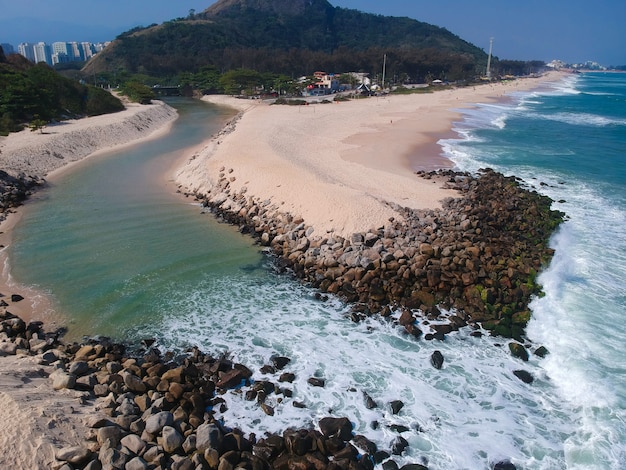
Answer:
[183,167,565,342]
[1,309,523,470]
[0,90,565,469]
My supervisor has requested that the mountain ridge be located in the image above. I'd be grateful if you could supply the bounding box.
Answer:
[203,0,331,17]
[83,1,487,81]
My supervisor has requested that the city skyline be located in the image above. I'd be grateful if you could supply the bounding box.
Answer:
[1,0,624,66]
[2,40,109,67]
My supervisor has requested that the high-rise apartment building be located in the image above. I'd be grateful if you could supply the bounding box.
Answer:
[14,40,108,65]
[33,42,52,65]
[52,41,72,65]
[18,43,36,62]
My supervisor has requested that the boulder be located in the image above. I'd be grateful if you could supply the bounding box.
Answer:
[319,417,353,441]
[508,342,529,362]
[308,377,325,387]
[123,372,147,393]
[145,411,173,435]
[390,400,404,415]
[125,456,149,470]
[390,436,409,455]
[430,350,444,370]
[196,422,223,453]
[363,392,377,409]
[217,368,248,389]
[161,425,184,453]
[68,360,90,376]
[50,370,76,390]
[120,434,147,456]
[55,446,92,465]
[270,355,291,370]
[513,370,534,384]
[352,434,377,455]
[493,460,517,470]
[97,426,123,447]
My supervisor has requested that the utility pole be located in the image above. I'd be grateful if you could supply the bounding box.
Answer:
[382,53,387,90]
[486,37,494,79]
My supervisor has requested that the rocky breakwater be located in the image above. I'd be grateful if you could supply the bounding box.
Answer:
[185,168,565,341]
[0,169,44,223]
[1,310,439,470]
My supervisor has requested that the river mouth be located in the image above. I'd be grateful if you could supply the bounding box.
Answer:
[7,97,265,341]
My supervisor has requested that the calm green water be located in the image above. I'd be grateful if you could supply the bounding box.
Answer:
[9,98,264,338]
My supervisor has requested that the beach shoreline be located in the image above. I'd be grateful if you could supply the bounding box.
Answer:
[0,72,568,468]
[177,72,565,239]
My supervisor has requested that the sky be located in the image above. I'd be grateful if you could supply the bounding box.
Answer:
[1,0,624,66]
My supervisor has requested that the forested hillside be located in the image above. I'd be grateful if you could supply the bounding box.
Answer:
[0,47,124,136]
[83,0,488,83]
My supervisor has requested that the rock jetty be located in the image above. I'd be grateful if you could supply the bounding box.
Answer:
[184,168,565,341]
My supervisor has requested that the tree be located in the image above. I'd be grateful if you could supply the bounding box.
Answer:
[181,66,223,94]
[219,69,263,95]
[119,82,155,104]
[28,115,47,133]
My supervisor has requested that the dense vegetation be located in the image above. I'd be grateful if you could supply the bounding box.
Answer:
[118,82,156,104]
[0,47,124,136]
[83,0,490,84]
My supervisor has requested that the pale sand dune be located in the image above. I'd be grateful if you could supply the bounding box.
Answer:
[0,354,97,469]
[177,72,564,238]
[0,100,177,179]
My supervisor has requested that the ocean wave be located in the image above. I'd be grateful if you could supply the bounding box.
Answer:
[545,75,582,96]
[535,111,626,127]
[440,71,626,468]
[582,91,619,96]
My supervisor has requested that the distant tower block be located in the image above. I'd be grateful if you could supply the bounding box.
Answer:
[486,37,494,79]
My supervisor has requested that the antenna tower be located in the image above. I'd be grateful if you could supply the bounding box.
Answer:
[486,37,494,79]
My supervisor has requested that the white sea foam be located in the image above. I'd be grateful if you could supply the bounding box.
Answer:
[548,75,582,96]
[136,271,578,469]
[534,112,626,127]
[440,77,626,468]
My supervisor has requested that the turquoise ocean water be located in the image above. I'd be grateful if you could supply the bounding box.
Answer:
[8,74,626,468]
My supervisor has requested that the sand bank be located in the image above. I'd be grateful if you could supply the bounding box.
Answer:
[176,72,565,238]
[0,100,177,179]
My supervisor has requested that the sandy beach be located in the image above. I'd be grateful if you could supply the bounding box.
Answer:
[177,72,564,238]
[0,72,566,468]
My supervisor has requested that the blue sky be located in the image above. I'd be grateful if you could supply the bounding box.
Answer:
[1,0,624,66]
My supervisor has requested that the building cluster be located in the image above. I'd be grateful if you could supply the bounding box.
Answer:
[547,59,607,71]
[303,71,371,96]
[0,41,109,66]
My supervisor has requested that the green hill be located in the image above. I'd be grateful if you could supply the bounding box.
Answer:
[0,46,124,136]
[83,0,488,82]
